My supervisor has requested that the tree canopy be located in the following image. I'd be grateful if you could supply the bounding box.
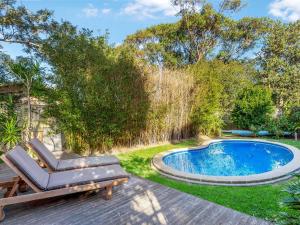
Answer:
[258,21,300,113]
[0,0,53,50]
[126,2,269,67]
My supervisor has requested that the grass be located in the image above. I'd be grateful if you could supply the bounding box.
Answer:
[117,138,300,221]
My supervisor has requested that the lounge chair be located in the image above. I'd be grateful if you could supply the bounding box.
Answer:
[0,146,129,221]
[28,138,120,172]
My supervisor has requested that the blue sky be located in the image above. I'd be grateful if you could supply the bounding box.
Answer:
[3,0,300,58]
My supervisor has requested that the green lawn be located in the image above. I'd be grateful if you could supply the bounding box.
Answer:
[117,138,300,222]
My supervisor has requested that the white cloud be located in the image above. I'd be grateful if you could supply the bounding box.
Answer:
[123,0,179,19]
[82,4,112,17]
[102,8,111,14]
[269,0,300,22]
[83,4,99,17]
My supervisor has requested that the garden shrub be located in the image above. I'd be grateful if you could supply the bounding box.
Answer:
[289,106,300,131]
[43,27,149,154]
[232,86,274,129]
[277,175,300,225]
[0,95,22,151]
[189,60,251,136]
[266,116,293,137]
[190,66,223,136]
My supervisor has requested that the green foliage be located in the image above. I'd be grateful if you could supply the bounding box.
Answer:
[282,176,300,210]
[3,56,47,98]
[266,116,293,138]
[190,62,223,135]
[126,3,269,66]
[261,106,300,138]
[258,21,300,113]
[0,117,22,150]
[276,175,300,225]
[6,57,44,140]
[0,0,53,50]
[289,106,300,131]
[7,57,42,84]
[232,86,274,129]
[42,25,149,153]
[0,53,12,84]
[266,107,300,137]
[219,17,270,62]
[190,60,252,135]
[0,95,22,151]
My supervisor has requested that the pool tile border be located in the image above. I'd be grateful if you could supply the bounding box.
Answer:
[152,139,300,186]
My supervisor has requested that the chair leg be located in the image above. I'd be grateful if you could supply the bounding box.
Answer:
[4,178,19,198]
[0,206,5,222]
[4,187,16,198]
[18,180,28,193]
[103,185,113,200]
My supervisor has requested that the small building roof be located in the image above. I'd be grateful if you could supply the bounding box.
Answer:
[0,83,25,95]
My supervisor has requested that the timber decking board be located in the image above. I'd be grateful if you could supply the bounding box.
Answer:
[0,157,272,225]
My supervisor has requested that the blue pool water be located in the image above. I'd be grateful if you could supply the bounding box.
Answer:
[163,141,294,176]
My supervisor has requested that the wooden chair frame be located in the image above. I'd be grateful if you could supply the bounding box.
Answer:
[0,155,128,222]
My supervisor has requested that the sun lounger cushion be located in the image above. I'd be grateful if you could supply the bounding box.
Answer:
[29,138,120,171]
[6,146,50,190]
[56,156,120,171]
[47,164,129,190]
[29,138,59,170]
[5,146,129,191]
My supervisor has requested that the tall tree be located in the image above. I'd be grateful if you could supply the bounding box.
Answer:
[7,57,42,141]
[0,0,53,50]
[172,0,245,62]
[126,1,268,67]
[258,21,300,114]
[126,4,227,66]
[218,17,270,62]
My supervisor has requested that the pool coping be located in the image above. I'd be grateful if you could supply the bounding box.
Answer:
[152,139,300,186]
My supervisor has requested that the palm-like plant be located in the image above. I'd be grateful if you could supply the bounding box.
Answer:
[0,117,22,151]
[0,96,22,152]
[282,175,300,209]
[1,118,22,149]
[7,57,41,141]
[277,175,300,225]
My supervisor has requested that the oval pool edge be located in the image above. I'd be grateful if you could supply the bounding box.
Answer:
[152,139,300,186]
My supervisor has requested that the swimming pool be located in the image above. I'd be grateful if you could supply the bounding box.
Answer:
[152,139,300,185]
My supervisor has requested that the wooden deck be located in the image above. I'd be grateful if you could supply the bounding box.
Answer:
[0,159,272,225]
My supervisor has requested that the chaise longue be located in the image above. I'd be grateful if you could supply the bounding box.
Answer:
[0,146,129,221]
[28,138,120,172]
